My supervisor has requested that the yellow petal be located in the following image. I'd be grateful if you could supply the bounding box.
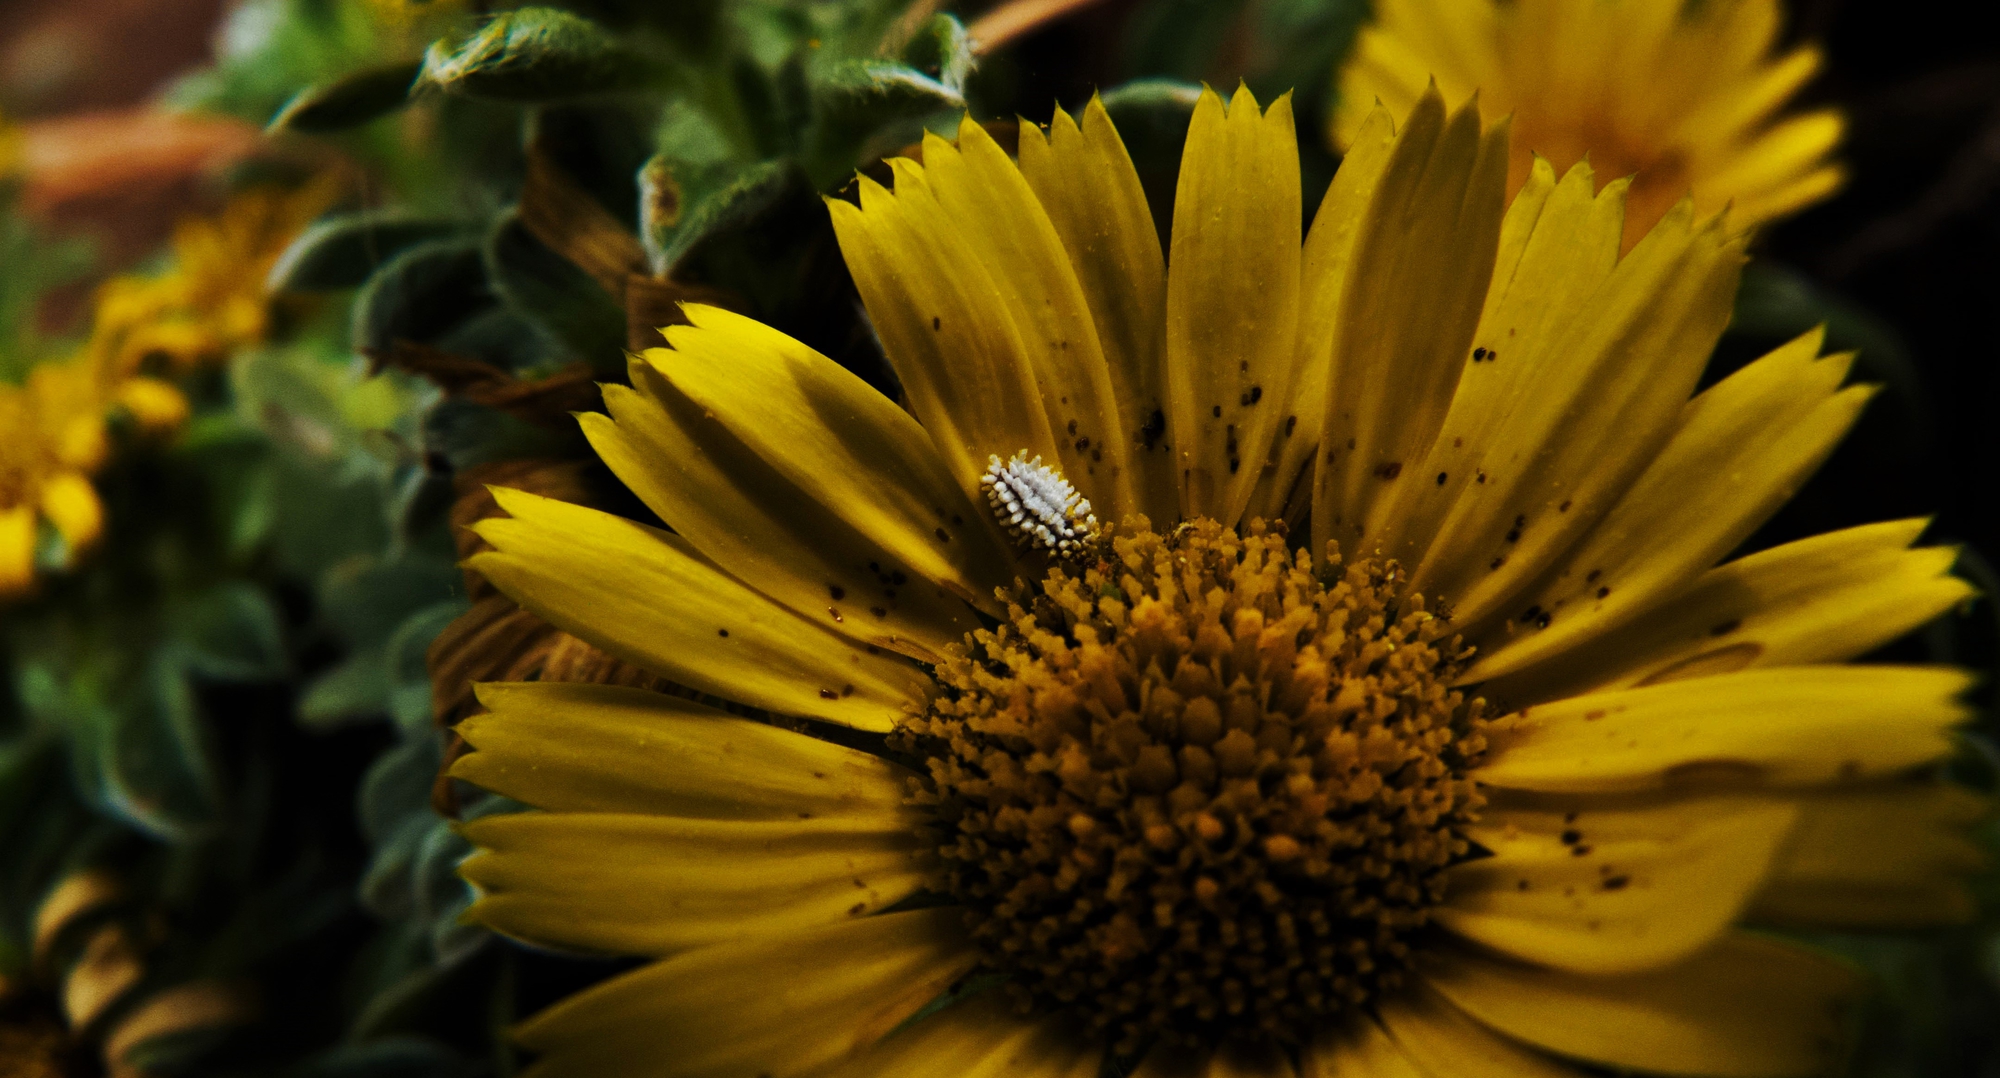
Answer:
[113,377,190,433]
[1165,84,1302,525]
[0,505,34,596]
[1407,200,1747,627]
[593,315,1003,657]
[1383,157,1623,572]
[920,118,1135,517]
[1018,96,1176,523]
[1375,982,1591,1077]
[657,306,1013,594]
[1441,795,1798,973]
[515,908,977,1078]
[1752,782,1990,929]
[1134,1040,1297,1077]
[1422,933,1862,1078]
[468,488,931,730]
[452,682,912,818]
[1312,85,1508,554]
[1298,1015,1425,1078]
[461,812,929,956]
[1485,519,1973,703]
[1465,331,1871,682]
[1474,665,1973,794]
[829,127,1123,513]
[1244,102,1399,526]
[821,991,1101,1078]
[39,472,103,552]
[1701,111,1845,209]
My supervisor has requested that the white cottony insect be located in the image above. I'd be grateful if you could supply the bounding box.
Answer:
[981,452,1100,557]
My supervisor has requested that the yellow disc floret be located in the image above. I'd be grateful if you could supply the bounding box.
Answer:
[897,518,1490,1052]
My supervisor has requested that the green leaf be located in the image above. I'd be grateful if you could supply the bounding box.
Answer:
[384,602,465,733]
[172,583,288,683]
[299,648,389,730]
[97,657,221,841]
[643,157,797,274]
[483,211,628,366]
[302,1038,476,1078]
[350,239,497,355]
[269,212,467,293]
[899,14,974,93]
[807,59,961,182]
[419,8,657,102]
[267,60,424,133]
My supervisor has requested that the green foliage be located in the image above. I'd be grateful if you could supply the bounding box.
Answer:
[419,7,661,102]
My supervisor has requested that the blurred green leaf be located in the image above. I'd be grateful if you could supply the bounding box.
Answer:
[900,14,974,93]
[97,657,221,841]
[300,649,390,730]
[806,60,961,183]
[419,7,658,102]
[269,60,424,133]
[172,583,288,683]
[483,211,627,365]
[270,213,468,294]
[350,239,497,356]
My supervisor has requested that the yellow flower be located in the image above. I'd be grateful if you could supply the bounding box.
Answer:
[89,179,336,381]
[0,354,117,596]
[1334,0,1844,248]
[450,85,1980,1077]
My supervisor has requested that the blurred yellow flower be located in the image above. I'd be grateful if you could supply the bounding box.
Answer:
[90,179,337,382]
[1334,0,1844,247]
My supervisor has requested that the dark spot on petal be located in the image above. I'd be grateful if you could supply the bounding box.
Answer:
[871,606,888,617]
[829,584,846,600]
[1436,472,1448,485]
[1472,347,1488,362]
[1212,405,1223,418]
[1571,845,1592,856]
[891,570,908,586]
[717,628,729,637]
[819,688,839,700]
[936,528,951,542]
[1601,875,1630,891]
[932,316,941,331]
[1559,499,1572,512]
[828,607,844,622]
[1596,586,1611,599]
[1284,415,1297,436]
[1068,420,1078,435]
[1559,829,1582,845]
[1375,462,1403,480]
[1489,556,1506,570]
[1709,618,1742,636]
[1585,569,1602,583]
[842,684,856,697]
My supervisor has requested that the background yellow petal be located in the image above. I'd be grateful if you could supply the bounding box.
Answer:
[829,171,1060,507]
[1244,102,1398,526]
[38,472,103,550]
[1442,796,1798,973]
[1405,199,1747,626]
[1751,782,1990,929]
[656,305,1014,605]
[468,488,931,730]
[1376,982,1592,1077]
[514,908,977,1078]
[1483,519,1972,703]
[920,118,1135,517]
[452,682,912,819]
[1312,85,1507,556]
[0,506,34,594]
[1423,933,1863,1078]
[1018,96,1176,523]
[1380,157,1622,573]
[460,812,928,956]
[1299,1014,1425,1078]
[1463,331,1870,681]
[1165,84,1302,526]
[820,991,1101,1078]
[1474,665,1973,794]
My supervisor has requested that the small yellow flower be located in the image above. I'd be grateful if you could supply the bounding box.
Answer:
[450,86,1978,1077]
[90,179,337,382]
[0,355,115,596]
[1334,0,1844,247]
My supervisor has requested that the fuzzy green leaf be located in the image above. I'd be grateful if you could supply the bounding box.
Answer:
[268,60,424,133]
[419,8,656,102]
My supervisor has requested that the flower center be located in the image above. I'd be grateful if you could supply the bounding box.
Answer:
[897,517,1491,1053]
